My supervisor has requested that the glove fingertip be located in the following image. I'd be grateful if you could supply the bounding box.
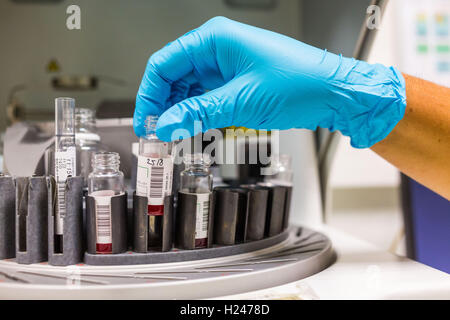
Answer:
[133,114,145,138]
[156,122,187,142]
[155,127,173,142]
[157,109,198,142]
[155,113,179,142]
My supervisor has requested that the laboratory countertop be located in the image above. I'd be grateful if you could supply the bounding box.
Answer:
[216,224,450,300]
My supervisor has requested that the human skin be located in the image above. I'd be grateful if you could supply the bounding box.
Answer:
[371,74,450,200]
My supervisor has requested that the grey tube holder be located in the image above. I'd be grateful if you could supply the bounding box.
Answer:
[282,186,293,230]
[84,228,290,266]
[86,193,128,254]
[15,176,48,264]
[133,193,173,253]
[240,185,269,241]
[263,185,287,237]
[257,183,293,233]
[0,176,16,259]
[213,187,249,245]
[175,192,215,250]
[47,176,83,266]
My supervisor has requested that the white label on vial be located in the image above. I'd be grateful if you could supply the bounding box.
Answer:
[136,156,173,206]
[54,146,76,235]
[55,146,76,182]
[195,193,211,240]
[92,190,115,244]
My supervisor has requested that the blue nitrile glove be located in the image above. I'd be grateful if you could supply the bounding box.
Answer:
[134,16,406,148]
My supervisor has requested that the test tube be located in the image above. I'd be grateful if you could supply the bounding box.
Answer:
[54,97,77,253]
[136,115,174,247]
[88,152,125,254]
[178,153,213,248]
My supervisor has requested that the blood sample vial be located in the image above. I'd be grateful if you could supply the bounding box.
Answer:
[179,153,213,248]
[136,115,173,247]
[88,152,124,254]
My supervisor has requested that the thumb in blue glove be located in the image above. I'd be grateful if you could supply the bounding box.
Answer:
[134,16,406,148]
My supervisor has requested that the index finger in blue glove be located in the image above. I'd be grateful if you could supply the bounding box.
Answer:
[134,39,195,137]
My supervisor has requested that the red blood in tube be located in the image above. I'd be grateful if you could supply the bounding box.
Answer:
[148,204,164,216]
[195,238,207,249]
[96,243,112,254]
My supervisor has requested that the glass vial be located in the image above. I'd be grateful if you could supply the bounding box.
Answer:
[179,153,213,248]
[264,154,293,186]
[75,108,105,189]
[54,97,77,253]
[88,152,124,254]
[136,115,173,247]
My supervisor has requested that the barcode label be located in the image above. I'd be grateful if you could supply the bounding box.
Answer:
[96,203,112,244]
[56,183,66,212]
[54,146,76,235]
[55,147,76,182]
[201,201,209,232]
[55,182,66,235]
[149,166,163,198]
[136,156,173,206]
[92,191,115,244]
[195,193,211,239]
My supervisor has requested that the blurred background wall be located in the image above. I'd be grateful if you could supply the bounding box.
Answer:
[0,0,303,130]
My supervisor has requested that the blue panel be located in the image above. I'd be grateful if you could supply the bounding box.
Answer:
[410,179,450,273]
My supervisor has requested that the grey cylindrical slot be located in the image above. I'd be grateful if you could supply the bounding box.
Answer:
[148,214,163,248]
[213,187,249,245]
[241,185,269,241]
[133,193,173,253]
[111,194,128,252]
[264,185,287,237]
[86,193,128,255]
[0,176,16,259]
[176,192,214,250]
[47,176,83,266]
[161,195,174,252]
[283,186,293,230]
[133,193,147,253]
[15,176,48,264]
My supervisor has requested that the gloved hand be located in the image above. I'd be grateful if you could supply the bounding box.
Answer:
[134,16,406,148]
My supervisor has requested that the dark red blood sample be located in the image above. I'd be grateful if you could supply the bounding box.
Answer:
[195,238,207,249]
[148,204,164,216]
[96,243,112,254]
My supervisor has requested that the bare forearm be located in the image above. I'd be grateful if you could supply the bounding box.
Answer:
[371,74,450,199]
